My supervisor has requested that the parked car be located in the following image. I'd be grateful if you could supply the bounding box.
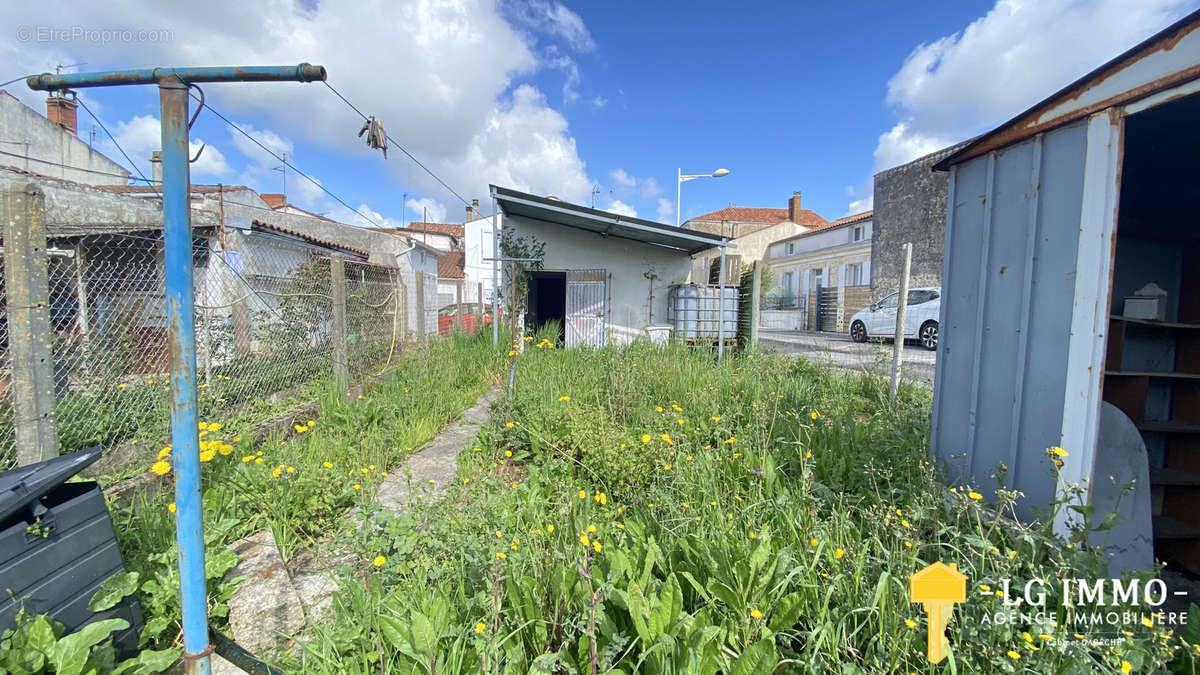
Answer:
[848,287,940,350]
[437,302,494,335]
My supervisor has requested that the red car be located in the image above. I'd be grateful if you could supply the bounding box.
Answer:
[438,303,495,335]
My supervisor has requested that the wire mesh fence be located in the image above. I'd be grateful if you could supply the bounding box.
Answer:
[0,231,416,470]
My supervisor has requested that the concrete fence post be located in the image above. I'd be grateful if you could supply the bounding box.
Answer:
[414,271,426,341]
[3,184,59,464]
[330,253,348,384]
[890,242,913,401]
[750,261,761,349]
[395,275,408,341]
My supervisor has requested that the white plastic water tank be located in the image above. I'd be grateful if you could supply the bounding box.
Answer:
[645,325,673,345]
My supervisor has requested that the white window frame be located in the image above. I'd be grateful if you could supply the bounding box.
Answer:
[852,226,863,242]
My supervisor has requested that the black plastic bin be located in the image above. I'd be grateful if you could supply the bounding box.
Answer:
[0,448,143,655]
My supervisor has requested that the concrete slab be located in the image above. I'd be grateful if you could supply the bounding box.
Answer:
[375,389,498,513]
[224,530,306,654]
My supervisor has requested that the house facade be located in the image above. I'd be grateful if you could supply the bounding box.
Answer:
[492,186,730,347]
[763,211,873,331]
[0,90,129,186]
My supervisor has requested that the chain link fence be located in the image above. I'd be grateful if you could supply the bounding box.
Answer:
[0,231,415,469]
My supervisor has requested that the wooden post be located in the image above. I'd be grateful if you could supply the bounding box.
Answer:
[414,271,425,341]
[750,261,762,349]
[4,184,59,464]
[456,279,464,332]
[472,279,482,329]
[890,242,913,400]
[330,253,348,384]
[72,243,93,380]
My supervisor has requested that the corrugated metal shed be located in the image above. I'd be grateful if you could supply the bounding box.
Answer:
[932,9,1200,537]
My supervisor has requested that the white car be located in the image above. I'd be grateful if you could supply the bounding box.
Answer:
[848,287,941,351]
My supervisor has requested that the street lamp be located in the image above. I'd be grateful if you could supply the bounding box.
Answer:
[677,167,730,227]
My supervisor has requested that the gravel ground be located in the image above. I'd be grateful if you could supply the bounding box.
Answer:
[758,330,937,386]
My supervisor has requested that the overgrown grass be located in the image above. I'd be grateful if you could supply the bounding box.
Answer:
[297,332,1199,674]
[108,333,501,650]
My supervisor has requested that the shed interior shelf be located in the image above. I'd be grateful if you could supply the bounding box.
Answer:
[1100,240,1200,572]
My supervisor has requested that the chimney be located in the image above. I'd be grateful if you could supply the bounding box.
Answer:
[465,198,480,222]
[46,92,78,135]
[150,151,163,185]
[788,191,802,223]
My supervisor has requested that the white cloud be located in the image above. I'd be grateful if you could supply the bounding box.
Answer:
[639,177,660,200]
[405,196,448,223]
[1,0,595,212]
[875,0,1195,170]
[229,123,294,168]
[509,0,596,52]
[604,199,637,218]
[590,95,608,110]
[610,168,636,190]
[101,114,230,180]
[656,198,675,224]
[845,196,873,217]
[544,46,581,105]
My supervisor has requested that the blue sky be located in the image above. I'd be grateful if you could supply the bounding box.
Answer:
[2,0,1196,227]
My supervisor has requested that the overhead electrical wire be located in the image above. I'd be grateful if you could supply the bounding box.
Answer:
[321,81,472,208]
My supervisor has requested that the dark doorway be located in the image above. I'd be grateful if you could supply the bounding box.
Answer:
[527,271,566,342]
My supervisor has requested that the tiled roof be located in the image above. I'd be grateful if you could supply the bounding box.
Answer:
[250,219,369,258]
[260,193,286,208]
[437,250,465,279]
[774,210,873,246]
[404,222,464,237]
[688,206,827,229]
[827,210,873,228]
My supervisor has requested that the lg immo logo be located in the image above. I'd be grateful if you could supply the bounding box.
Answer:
[908,561,1192,663]
[909,562,967,663]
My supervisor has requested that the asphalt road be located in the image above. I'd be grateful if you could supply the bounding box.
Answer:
[758,330,937,385]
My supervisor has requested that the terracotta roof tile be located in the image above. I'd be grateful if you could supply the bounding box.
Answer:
[688,206,827,229]
[250,219,370,258]
[437,250,465,279]
[403,222,464,237]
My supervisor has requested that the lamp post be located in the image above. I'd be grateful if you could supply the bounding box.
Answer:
[676,167,730,227]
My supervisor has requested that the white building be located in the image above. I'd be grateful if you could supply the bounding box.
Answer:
[0,90,130,186]
[492,185,731,346]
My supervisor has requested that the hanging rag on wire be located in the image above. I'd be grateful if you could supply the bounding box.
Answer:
[358,116,388,158]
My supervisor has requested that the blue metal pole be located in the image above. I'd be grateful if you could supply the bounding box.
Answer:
[25,64,325,675]
[159,77,209,675]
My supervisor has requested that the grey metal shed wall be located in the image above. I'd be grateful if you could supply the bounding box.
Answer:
[932,121,1089,514]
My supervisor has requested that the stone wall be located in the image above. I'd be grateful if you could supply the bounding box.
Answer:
[870,142,968,297]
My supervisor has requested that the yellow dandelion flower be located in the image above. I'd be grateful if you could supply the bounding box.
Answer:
[1050,446,1068,457]
[904,541,912,548]
[373,555,386,567]
[199,450,216,463]
[750,609,763,620]
[835,549,845,559]
[905,619,916,629]
[496,552,507,559]
[711,416,721,422]
[578,490,587,499]
[286,466,295,474]
[968,491,982,500]
[323,461,333,468]
[168,502,176,513]
[641,434,651,444]
[207,422,222,432]
[558,395,570,402]
[381,472,388,477]
[580,534,590,546]
[1007,651,1020,660]
[254,458,263,464]
[507,350,518,357]
[150,460,171,475]
[1142,617,1153,627]
[1121,661,1132,674]
[546,524,554,533]
[655,406,663,413]
[475,622,486,633]
[663,464,671,471]
[506,422,515,428]
[353,484,361,490]
[294,424,307,433]
[660,433,673,445]
[979,584,991,591]
[593,541,602,553]
[725,438,736,444]
[748,531,756,539]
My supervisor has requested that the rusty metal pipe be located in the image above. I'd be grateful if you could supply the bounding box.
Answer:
[26,63,326,90]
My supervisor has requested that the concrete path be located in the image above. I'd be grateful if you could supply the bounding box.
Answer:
[212,386,500,671]
[375,388,498,512]
[759,330,937,385]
